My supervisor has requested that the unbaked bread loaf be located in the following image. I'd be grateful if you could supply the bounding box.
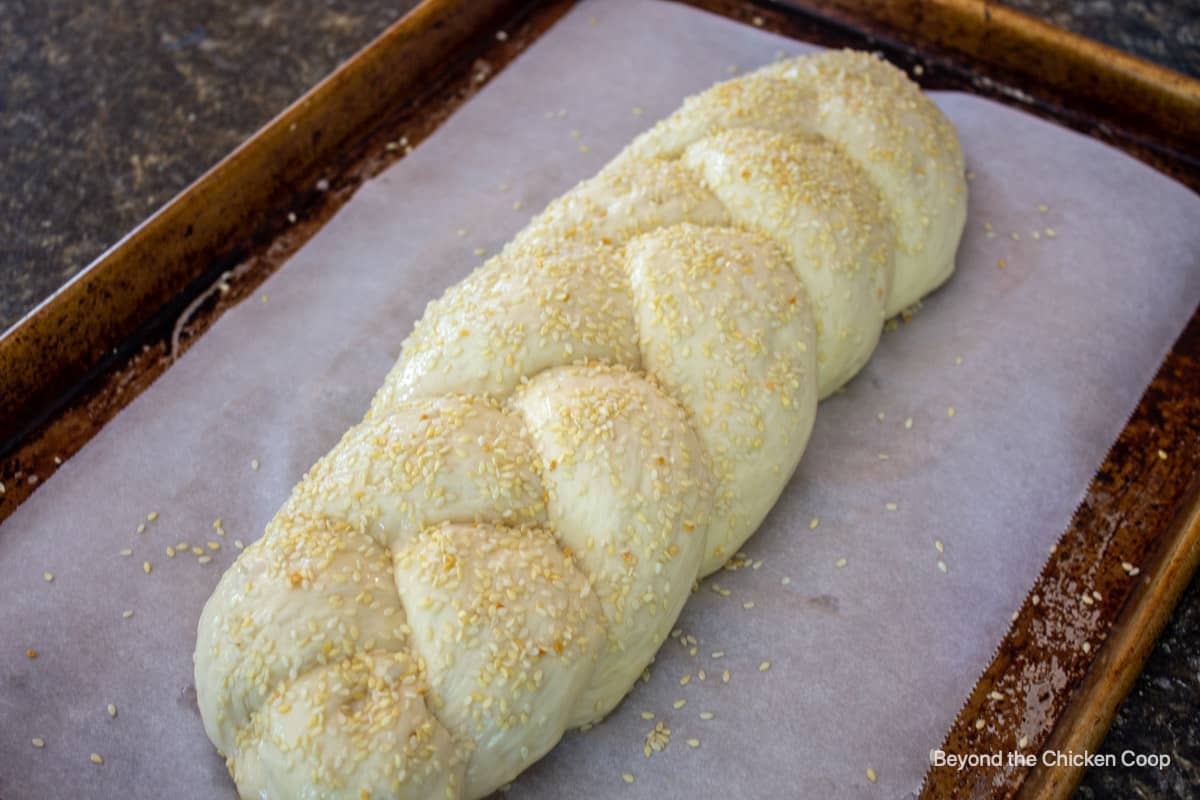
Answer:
[195,49,966,799]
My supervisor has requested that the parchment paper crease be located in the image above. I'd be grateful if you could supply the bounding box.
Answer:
[2,1,1199,797]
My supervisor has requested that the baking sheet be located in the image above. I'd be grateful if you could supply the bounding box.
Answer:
[3,0,1200,797]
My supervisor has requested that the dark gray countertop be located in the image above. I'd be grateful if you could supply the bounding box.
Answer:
[1,1,1197,797]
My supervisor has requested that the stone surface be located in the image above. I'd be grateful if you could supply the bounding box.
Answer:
[0,2,1196,798]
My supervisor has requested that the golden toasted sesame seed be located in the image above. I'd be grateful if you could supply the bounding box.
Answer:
[680,674,692,686]
[935,539,944,553]
[751,15,764,26]
[866,767,878,783]
[835,558,848,568]
[975,718,985,730]
[722,670,731,683]
[947,406,956,418]
[809,517,820,529]
[1038,204,1049,213]
[26,649,37,659]
[988,691,1003,701]
[250,459,260,471]
[146,512,158,522]
[640,711,654,720]
[622,773,634,784]
[781,576,791,585]
[122,610,134,619]
[937,560,948,573]
[90,753,103,765]
[699,711,714,720]
[673,699,687,709]
[107,704,117,718]
[759,661,771,672]
[473,247,486,256]
[42,571,53,583]
[198,555,212,565]
[955,355,964,365]
[1082,642,1092,653]
[136,524,145,534]
[1158,449,1169,460]
[1045,228,1056,238]
[119,548,132,557]
[142,561,151,575]
[578,145,589,154]
[885,502,898,511]
[743,601,755,609]
[687,738,701,748]
[207,541,220,551]
[166,547,175,558]
[31,738,45,748]
[904,417,914,429]
[711,651,725,659]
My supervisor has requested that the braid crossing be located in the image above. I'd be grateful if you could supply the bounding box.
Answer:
[196,50,966,799]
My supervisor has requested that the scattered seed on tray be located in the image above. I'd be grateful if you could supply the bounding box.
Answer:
[866,767,878,784]
[42,571,53,583]
[31,738,45,748]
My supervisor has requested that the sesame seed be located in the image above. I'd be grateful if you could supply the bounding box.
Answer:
[26,649,37,659]
[578,145,590,154]
[107,704,117,718]
[698,670,706,680]
[866,767,878,783]
[955,355,964,365]
[759,661,771,672]
[234,539,245,550]
[142,561,151,575]
[1038,204,1049,213]
[988,691,1003,701]
[473,248,486,256]
[1158,449,1169,460]
[166,547,175,558]
[742,601,755,609]
[1032,594,1040,605]
[631,106,644,117]
[680,674,692,686]
[207,541,220,551]
[136,524,145,535]
[146,512,158,522]
[835,558,848,568]
[90,753,103,765]
[1018,735,1029,749]
[198,556,213,565]
[121,610,134,619]
[673,699,687,709]
[1082,642,1091,653]
[935,539,944,553]
[751,15,764,26]
[947,406,956,418]
[878,453,889,460]
[622,773,634,784]
[31,738,45,748]
[699,711,715,720]
[250,459,260,471]
[495,30,508,41]
[119,549,132,557]
[1045,228,1057,238]
[809,517,820,529]
[191,547,203,556]
[937,560,948,573]
[885,502,898,511]
[781,576,791,585]
[42,571,54,582]
[687,738,701,748]
[640,711,654,720]
[1081,594,1094,606]
[711,651,725,659]
[975,718,985,730]
[904,417,914,429]
[997,259,1006,269]
[722,670,731,683]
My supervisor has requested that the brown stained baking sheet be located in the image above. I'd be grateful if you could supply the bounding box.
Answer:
[0,0,1195,796]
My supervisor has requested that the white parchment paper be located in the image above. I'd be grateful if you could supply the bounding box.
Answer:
[3,1,1199,797]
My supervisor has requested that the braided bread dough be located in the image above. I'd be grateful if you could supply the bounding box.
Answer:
[195,49,966,799]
